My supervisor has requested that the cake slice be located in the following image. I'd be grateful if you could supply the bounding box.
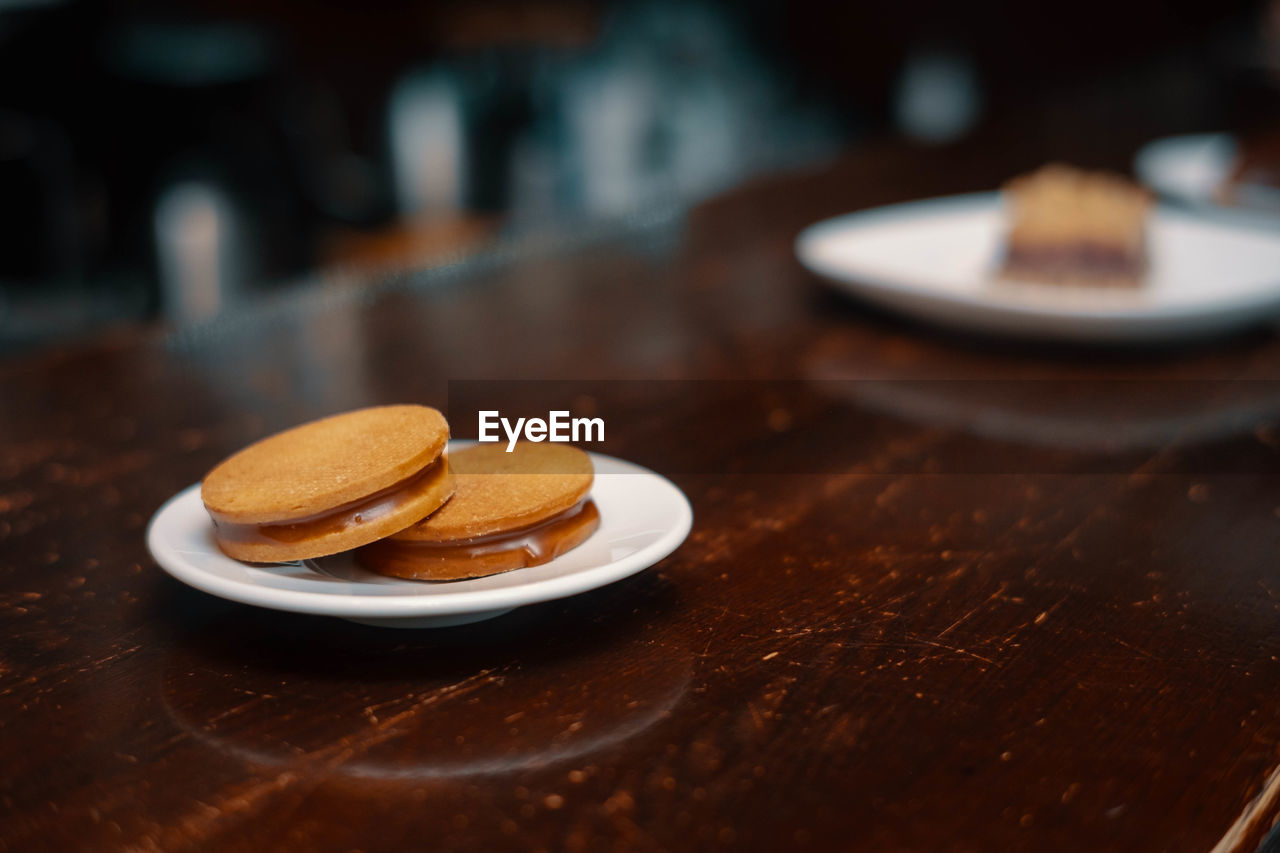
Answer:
[999,164,1151,288]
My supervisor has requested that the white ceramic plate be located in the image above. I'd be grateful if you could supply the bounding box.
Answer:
[796,192,1280,343]
[147,445,693,628]
[1134,132,1280,222]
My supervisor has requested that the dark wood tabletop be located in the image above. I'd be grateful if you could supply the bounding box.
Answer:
[4,127,1280,852]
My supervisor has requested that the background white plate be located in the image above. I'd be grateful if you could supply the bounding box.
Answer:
[147,446,692,628]
[1134,132,1280,223]
[796,192,1280,343]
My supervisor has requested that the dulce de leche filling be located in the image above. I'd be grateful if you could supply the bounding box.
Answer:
[210,458,449,546]
[358,499,600,581]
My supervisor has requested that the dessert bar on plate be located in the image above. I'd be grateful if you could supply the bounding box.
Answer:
[999,164,1151,288]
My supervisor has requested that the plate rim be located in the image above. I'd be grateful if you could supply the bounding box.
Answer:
[146,449,693,618]
[795,191,1280,339]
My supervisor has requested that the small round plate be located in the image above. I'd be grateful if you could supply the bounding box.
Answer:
[796,192,1280,343]
[1134,132,1280,223]
[147,446,692,628]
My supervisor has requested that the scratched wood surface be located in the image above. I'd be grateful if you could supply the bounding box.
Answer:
[2,130,1280,852]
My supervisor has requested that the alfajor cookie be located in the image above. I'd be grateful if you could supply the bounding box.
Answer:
[202,405,454,562]
[357,441,599,580]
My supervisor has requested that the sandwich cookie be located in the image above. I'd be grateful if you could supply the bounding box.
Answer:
[358,442,599,580]
[202,405,454,562]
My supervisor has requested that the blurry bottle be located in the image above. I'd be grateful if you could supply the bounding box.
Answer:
[153,180,246,326]
[387,69,469,216]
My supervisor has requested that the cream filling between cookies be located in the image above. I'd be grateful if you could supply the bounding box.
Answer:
[210,457,450,546]
[358,499,600,578]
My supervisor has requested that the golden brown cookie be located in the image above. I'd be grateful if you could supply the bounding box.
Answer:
[202,405,454,562]
[357,442,598,580]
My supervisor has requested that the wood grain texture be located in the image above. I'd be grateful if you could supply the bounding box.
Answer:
[2,126,1280,852]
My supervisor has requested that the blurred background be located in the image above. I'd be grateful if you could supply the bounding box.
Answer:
[0,0,1273,354]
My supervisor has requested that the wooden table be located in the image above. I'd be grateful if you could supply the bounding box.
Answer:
[3,133,1280,852]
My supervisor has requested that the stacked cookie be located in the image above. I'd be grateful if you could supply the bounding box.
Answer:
[200,405,599,580]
